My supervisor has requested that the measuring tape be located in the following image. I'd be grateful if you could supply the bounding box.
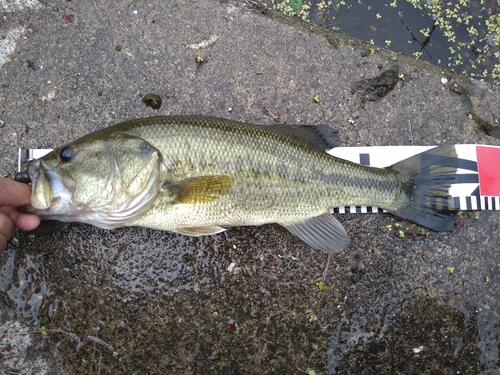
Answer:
[18,145,500,213]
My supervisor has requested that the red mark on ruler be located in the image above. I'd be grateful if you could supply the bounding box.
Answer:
[476,146,500,196]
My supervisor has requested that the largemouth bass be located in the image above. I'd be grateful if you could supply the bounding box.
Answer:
[20,116,458,253]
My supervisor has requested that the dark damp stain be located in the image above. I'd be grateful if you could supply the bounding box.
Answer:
[351,66,399,105]
[141,93,162,110]
[334,293,484,374]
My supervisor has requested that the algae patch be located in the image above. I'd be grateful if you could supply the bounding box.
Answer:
[351,66,399,106]
[141,93,162,110]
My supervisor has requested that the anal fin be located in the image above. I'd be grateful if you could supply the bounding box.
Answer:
[281,213,350,253]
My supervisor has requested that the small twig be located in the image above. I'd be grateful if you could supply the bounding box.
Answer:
[26,14,33,28]
[21,90,33,100]
[0,353,20,362]
[1,329,80,344]
[261,106,281,122]
[408,119,414,144]
[13,62,24,70]
[322,253,332,283]
[399,12,433,59]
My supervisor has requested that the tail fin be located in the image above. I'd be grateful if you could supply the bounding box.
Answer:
[389,145,458,231]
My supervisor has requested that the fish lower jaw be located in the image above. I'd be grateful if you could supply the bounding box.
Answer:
[30,196,52,210]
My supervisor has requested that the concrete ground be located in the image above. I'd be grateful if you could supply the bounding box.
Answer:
[1,0,500,374]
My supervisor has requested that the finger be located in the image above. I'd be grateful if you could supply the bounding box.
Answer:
[15,213,41,231]
[0,234,6,254]
[0,179,32,207]
[0,212,15,245]
[0,207,40,231]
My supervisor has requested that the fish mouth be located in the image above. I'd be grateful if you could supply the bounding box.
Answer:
[26,159,74,210]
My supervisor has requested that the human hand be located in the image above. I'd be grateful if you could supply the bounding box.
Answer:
[0,178,40,253]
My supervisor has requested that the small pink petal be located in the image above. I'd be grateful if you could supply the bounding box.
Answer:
[63,14,74,24]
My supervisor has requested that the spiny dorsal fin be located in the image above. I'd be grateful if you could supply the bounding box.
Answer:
[162,175,233,204]
[266,124,340,153]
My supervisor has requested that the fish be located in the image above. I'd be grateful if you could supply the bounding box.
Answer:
[19,115,458,253]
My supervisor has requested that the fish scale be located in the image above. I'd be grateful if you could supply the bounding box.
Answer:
[126,120,378,220]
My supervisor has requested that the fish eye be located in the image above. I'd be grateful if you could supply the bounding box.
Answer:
[60,146,75,162]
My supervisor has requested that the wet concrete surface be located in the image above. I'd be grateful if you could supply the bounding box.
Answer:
[1,0,500,374]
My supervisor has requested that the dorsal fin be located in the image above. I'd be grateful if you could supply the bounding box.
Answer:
[265,124,340,153]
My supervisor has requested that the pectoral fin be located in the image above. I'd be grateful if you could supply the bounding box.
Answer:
[173,226,227,236]
[162,175,233,204]
[281,213,350,253]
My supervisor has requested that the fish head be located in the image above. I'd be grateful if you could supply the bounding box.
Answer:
[25,132,162,228]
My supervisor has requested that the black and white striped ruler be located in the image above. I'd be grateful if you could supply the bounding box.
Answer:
[18,145,500,213]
